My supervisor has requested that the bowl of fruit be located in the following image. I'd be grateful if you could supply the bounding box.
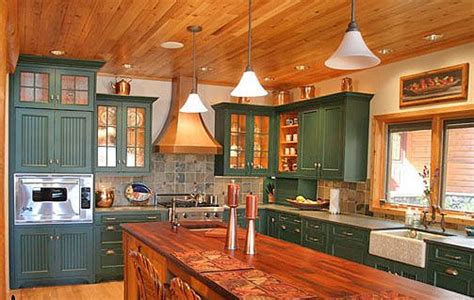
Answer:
[286,196,329,210]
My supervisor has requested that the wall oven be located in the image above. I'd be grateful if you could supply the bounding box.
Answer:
[14,173,93,225]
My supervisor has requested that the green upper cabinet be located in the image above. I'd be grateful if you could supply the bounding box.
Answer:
[12,55,104,111]
[95,94,157,175]
[294,93,372,181]
[213,103,275,176]
[15,108,92,173]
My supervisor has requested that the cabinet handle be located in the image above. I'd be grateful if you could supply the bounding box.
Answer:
[444,254,462,261]
[56,159,59,164]
[342,231,353,237]
[49,159,53,164]
[106,249,116,256]
[117,160,121,165]
[308,236,319,242]
[295,228,300,233]
[271,217,275,223]
[314,162,318,169]
[106,225,115,231]
[281,225,286,230]
[105,217,116,221]
[293,219,301,223]
[445,268,459,276]
[317,162,322,168]
[50,235,54,240]
[311,225,320,229]
[56,95,60,101]
[147,216,158,220]
[250,162,254,167]
[50,95,54,101]
[122,160,126,165]
[56,235,60,240]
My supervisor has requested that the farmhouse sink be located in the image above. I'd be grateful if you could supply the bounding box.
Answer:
[369,229,445,268]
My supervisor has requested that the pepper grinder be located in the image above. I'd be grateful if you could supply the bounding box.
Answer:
[225,181,239,250]
[245,193,258,255]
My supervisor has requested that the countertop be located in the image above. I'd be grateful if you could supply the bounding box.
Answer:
[425,235,474,251]
[121,222,468,300]
[95,206,168,212]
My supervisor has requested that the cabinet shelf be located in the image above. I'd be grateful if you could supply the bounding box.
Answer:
[281,124,299,129]
[280,141,298,145]
[281,154,298,157]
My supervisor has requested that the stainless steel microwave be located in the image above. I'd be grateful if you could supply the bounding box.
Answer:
[14,173,93,225]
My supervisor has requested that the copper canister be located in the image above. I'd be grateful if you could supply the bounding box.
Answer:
[273,90,290,105]
[111,78,132,95]
[341,77,353,92]
[299,85,315,100]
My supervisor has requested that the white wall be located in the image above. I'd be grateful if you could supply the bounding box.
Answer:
[291,43,474,177]
[96,76,270,141]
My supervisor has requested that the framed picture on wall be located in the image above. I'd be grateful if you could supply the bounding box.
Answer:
[400,63,469,107]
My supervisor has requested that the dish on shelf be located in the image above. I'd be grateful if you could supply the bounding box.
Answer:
[124,183,153,205]
[286,198,329,210]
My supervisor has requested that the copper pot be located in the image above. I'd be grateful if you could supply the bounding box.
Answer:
[96,189,115,208]
[299,85,315,100]
[273,90,290,105]
[111,78,132,95]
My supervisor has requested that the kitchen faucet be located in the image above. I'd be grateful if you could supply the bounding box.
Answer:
[422,205,446,232]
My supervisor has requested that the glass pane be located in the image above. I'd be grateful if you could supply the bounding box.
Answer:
[98,106,107,126]
[20,87,34,102]
[136,108,145,128]
[442,122,474,212]
[35,88,48,103]
[136,148,145,167]
[107,127,117,146]
[75,76,88,90]
[62,75,75,90]
[107,148,116,167]
[127,128,136,147]
[98,127,107,146]
[20,72,34,86]
[61,90,75,104]
[35,73,49,88]
[127,108,137,127]
[137,129,145,147]
[97,147,107,167]
[127,148,136,167]
[386,125,432,206]
[75,91,88,105]
[107,107,116,125]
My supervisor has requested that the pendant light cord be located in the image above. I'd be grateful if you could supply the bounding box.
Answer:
[192,30,197,93]
[347,0,359,32]
[246,0,252,71]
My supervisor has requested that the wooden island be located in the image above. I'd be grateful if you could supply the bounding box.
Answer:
[121,222,467,299]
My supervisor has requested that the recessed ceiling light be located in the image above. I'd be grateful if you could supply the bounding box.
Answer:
[122,64,133,69]
[264,77,275,82]
[424,33,443,42]
[50,49,66,56]
[199,66,214,72]
[295,65,310,71]
[377,48,393,55]
[160,41,184,49]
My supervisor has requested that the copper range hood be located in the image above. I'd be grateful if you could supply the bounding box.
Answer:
[154,76,223,154]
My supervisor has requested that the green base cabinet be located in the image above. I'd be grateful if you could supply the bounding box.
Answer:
[327,224,369,264]
[301,219,327,253]
[12,225,94,289]
[278,213,302,244]
[265,210,280,238]
[364,255,426,282]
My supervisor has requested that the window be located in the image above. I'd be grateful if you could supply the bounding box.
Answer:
[442,119,474,212]
[386,123,432,206]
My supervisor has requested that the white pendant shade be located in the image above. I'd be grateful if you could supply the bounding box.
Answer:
[231,70,268,97]
[325,30,380,70]
[180,93,208,113]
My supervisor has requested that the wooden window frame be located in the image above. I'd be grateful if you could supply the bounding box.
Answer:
[370,104,474,226]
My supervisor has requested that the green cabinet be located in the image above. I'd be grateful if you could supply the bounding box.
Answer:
[427,243,474,297]
[295,93,372,181]
[12,55,104,111]
[12,225,93,288]
[213,103,275,176]
[265,210,280,238]
[278,213,302,244]
[301,219,327,252]
[364,254,426,282]
[94,211,166,282]
[15,108,92,173]
[327,224,369,264]
[95,94,157,175]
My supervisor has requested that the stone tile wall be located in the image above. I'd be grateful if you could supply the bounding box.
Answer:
[317,179,372,215]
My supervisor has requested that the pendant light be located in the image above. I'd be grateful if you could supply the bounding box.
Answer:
[180,25,208,113]
[325,0,380,70]
[231,0,268,98]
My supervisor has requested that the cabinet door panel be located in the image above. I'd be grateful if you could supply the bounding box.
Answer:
[226,112,249,175]
[266,211,280,238]
[13,66,55,109]
[14,227,54,279]
[250,113,272,175]
[55,226,93,277]
[55,69,94,111]
[320,105,344,179]
[428,262,474,297]
[96,103,122,172]
[329,237,366,263]
[298,110,320,177]
[15,108,55,172]
[122,103,151,173]
[55,111,92,172]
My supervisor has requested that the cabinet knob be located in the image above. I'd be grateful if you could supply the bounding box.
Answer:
[147,216,158,220]
[314,162,317,168]
[308,237,319,242]
[56,159,59,164]
[106,249,116,256]
[56,235,60,240]
[271,217,275,223]
[250,162,254,167]
[49,159,53,164]
[117,160,121,165]
[445,268,459,276]
[105,217,116,221]
[317,162,322,168]
[122,160,126,165]
[281,225,286,230]
[50,235,54,240]
[50,95,54,101]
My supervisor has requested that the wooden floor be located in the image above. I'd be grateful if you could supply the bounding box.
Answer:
[8,281,123,300]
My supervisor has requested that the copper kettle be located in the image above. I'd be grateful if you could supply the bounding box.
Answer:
[111,78,132,95]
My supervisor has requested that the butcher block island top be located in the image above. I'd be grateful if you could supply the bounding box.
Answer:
[121,222,466,300]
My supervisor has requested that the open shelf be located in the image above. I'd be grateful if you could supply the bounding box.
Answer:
[279,112,299,173]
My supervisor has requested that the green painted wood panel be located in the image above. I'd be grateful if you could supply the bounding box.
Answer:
[55,226,93,277]
[14,227,54,280]
[394,262,426,283]
[55,111,92,172]
[320,105,344,180]
[15,108,55,172]
[265,210,280,238]
[298,110,320,177]
[428,261,474,296]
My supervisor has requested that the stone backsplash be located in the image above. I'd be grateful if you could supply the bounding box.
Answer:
[95,153,263,206]
[317,179,371,215]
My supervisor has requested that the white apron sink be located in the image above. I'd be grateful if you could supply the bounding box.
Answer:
[369,229,445,268]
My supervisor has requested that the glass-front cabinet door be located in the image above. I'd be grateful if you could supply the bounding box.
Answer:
[228,113,248,174]
[14,66,55,109]
[55,69,94,111]
[96,103,120,171]
[123,104,149,172]
[251,114,271,175]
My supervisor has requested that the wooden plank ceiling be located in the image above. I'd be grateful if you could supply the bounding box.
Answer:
[18,0,474,89]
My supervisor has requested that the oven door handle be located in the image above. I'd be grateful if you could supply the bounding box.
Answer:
[20,179,80,185]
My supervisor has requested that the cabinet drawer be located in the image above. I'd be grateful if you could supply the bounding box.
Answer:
[428,261,474,297]
[331,225,368,243]
[302,232,326,252]
[428,244,472,270]
[279,221,302,244]
[100,214,161,225]
[304,219,326,233]
[100,247,124,267]
[100,226,123,243]
[279,213,301,225]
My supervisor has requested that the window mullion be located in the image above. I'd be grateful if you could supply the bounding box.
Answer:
[430,116,442,209]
